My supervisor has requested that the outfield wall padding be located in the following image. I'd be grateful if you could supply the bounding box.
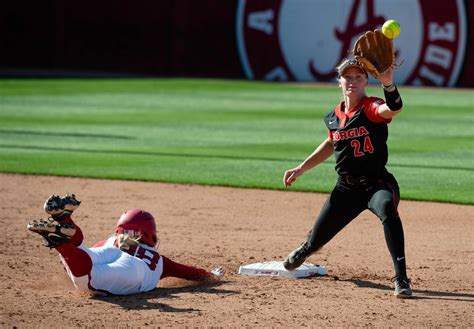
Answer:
[1,0,472,87]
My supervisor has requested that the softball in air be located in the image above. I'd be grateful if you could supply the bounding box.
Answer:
[382,20,401,39]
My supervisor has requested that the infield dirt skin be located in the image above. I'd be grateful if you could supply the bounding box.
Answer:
[1,173,472,327]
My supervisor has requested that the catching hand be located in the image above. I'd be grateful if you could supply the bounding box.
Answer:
[352,29,396,79]
[209,267,226,282]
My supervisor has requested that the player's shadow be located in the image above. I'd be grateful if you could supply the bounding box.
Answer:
[343,277,474,302]
[92,281,239,312]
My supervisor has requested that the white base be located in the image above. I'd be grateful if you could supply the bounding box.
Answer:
[238,261,327,278]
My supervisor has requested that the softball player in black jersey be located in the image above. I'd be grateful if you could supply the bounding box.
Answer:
[282,58,412,298]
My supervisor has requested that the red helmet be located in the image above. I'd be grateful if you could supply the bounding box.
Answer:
[115,208,158,247]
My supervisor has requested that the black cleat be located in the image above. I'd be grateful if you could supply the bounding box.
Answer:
[283,242,314,271]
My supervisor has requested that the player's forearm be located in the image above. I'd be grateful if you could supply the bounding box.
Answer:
[298,138,334,173]
[378,83,404,119]
[383,83,403,111]
[161,256,212,281]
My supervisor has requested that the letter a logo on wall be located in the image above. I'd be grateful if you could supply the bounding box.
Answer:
[236,0,467,86]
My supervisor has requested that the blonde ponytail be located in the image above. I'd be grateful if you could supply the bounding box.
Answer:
[116,233,140,250]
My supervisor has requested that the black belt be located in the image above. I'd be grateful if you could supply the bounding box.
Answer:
[340,175,379,186]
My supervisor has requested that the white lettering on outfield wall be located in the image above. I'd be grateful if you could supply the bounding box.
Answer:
[425,45,452,69]
[414,22,456,85]
[429,22,455,42]
[236,1,467,86]
[248,10,274,35]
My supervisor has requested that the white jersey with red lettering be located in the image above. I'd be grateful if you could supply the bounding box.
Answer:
[60,236,163,295]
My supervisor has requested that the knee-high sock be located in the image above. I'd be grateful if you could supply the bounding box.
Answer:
[61,216,83,247]
[55,243,92,277]
[383,216,407,278]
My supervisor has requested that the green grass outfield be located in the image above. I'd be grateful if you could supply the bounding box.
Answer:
[0,79,472,204]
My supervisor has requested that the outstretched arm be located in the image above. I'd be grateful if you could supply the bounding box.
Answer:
[283,137,334,187]
[161,256,225,283]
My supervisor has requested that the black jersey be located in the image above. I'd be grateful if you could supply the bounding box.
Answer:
[324,96,391,177]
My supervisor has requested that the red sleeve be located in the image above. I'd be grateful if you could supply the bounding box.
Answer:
[364,97,392,123]
[160,256,211,281]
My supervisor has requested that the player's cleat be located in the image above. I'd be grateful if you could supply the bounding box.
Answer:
[392,275,413,298]
[44,194,81,221]
[283,241,315,271]
[27,218,76,248]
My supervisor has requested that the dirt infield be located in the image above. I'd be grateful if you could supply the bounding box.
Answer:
[1,173,472,327]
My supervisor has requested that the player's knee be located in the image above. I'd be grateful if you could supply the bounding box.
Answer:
[378,201,399,223]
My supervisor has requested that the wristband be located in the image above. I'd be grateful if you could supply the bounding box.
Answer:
[382,83,395,91]
[384,86,403,111]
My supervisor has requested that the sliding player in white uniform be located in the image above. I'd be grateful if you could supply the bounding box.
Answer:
[27,194,225,296]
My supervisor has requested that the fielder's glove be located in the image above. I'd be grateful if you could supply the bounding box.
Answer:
[352,29,396,79]
[44,194,81,221]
